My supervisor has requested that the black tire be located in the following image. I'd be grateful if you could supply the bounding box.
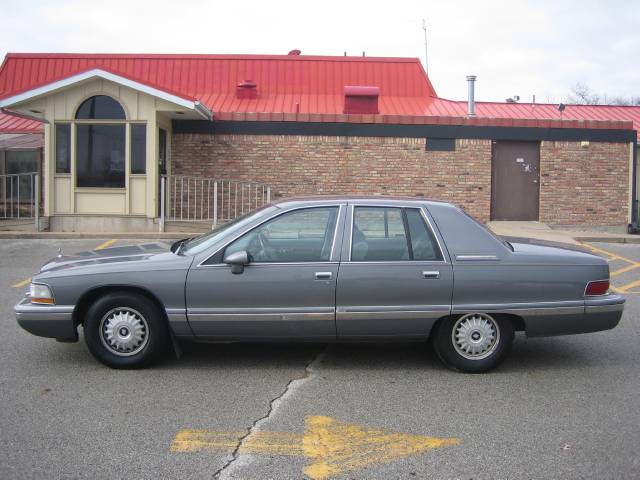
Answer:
[432,313,514,373]
[83,291,169,369]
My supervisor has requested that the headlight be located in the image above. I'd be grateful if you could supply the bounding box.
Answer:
[30,283,55,305]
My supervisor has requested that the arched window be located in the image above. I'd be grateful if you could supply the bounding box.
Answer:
[76,95,126,120]
[75,95,126,187]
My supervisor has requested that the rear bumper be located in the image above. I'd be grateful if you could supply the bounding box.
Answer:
[14,297,78,342]
[525,294,625,337]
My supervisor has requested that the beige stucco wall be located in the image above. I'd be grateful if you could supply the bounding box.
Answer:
[13,78,179,221]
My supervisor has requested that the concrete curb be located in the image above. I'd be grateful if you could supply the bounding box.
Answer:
[573,236,640,244]
[0,232,202,240]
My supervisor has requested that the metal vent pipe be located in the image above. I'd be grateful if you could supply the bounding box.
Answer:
[466,75,477,117]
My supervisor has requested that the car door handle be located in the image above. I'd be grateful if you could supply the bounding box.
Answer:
[315,272,333,280]
[422,270,440,279]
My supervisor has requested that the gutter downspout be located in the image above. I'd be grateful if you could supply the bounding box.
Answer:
[630,136,638,233]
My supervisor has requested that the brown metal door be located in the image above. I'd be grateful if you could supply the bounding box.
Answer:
[491,141,540,220]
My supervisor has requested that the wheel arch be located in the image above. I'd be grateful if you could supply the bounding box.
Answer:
[73,285,169,328]
[430,311,525,339]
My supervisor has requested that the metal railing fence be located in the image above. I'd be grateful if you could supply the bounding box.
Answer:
[0,172,40,228]
[160,175,272,230]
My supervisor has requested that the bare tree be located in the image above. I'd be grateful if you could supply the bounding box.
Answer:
[566,83,639,106]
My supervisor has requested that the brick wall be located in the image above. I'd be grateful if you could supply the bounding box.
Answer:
[539,141,629,226]
[171,134,493,221]
[171,133,630,226]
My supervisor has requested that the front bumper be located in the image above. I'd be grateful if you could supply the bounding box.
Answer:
[14,297,78,342]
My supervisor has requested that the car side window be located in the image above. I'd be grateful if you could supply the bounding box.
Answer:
[224,207,339,263]
[351,206,442,261]
[405,208,444,261]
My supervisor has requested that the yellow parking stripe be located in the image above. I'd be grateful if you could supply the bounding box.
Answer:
[94,239,117,251]
[12,277,32,288]
[615,278,640,293]
[611,263,640,277]
[579,242,640,266]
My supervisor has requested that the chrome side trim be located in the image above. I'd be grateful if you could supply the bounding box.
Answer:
[187,312,334,322]
[166,307,188,323]
[455,255,499,261]
[452,300,585,316]
[198,204,344,267]
[337,305,450,321]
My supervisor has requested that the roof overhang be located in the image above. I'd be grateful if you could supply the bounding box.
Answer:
[0,68,212,120]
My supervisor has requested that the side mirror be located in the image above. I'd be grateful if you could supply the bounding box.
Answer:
[224,250,250,274]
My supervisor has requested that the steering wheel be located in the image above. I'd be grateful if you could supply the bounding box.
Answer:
[253,230,275,261]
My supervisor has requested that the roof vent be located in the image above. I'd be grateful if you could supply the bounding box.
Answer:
[236,80,257,99]
[288,49,301,55]
[343,86,380,114]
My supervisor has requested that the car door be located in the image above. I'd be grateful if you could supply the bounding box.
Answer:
[185,204,345,340]
[336,204,453,339]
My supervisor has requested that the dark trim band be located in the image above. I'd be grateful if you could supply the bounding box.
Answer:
[173,119,636,143]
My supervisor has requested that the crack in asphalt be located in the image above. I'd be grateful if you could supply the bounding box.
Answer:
[213,345,330,479]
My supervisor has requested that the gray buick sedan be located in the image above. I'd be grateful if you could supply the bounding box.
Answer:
[15,197,624,372]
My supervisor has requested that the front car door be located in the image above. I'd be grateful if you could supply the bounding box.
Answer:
[185,204,345,340]
[336,203,453,339]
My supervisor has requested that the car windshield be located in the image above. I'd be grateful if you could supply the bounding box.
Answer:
[180,205,278,256]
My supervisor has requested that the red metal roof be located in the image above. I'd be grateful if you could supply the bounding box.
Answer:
[0,111,43,133]
[426,98,640,138]
[0,53,437,116]
[0,53,637,136]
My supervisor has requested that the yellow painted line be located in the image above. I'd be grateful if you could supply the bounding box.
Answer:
[579,242,640,266]
[94,239,117,251]
[611,263,640,277]
[171,415,461,480]
[12,277,32,288]
[615,277,640,293]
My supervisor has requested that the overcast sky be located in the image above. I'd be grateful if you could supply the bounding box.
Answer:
[1,0,639,103]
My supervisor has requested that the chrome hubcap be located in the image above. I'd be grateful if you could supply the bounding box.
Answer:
[452,313,500,360]
[99,307,149,356]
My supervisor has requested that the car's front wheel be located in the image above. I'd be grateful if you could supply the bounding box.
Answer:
[432,313,514,373]
[83,292,169,369]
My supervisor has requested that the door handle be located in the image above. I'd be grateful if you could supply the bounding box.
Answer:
[315,272,333,280]
[422,270,440,279]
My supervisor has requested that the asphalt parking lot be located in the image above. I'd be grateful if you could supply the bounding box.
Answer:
[1,238,639,479]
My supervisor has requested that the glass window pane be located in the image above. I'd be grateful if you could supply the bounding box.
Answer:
[352,207,409,261]
[405,209,443,261]
[224,207,339,263]
[76,95,125,120]
[55,124,70,173]
[76,124,125,188]
[130,124,146,174]
[5,151,38,201]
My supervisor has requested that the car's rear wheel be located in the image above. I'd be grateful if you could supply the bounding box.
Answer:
[432,313,514,373]
[83,292,169,369]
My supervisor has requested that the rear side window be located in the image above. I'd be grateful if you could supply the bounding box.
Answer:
[405,209,444,261]
[351,207,442,261]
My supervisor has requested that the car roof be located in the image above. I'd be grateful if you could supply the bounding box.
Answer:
[271,195,451,208]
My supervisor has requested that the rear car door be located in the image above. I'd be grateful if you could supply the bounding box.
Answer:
[336,204,453,339]
[185,205,344,340]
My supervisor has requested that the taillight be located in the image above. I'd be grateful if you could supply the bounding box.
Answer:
[585,280,609,296]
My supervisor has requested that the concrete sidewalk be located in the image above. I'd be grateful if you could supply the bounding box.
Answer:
[487,221,640,245]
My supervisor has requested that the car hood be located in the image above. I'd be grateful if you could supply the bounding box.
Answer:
[39,242,172,273]
[502,236,604,264]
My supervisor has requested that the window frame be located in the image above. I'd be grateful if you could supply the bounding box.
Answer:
[61,95,147,189]
[348,204,446,263]
[200,205,344,266]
